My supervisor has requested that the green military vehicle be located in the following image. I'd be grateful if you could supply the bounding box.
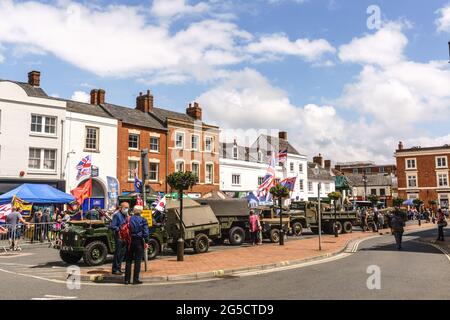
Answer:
[164,198,221,253]
[195,198,250,246]
[256,206,291,243]
[56,218,166,266]
[289,201,358,235]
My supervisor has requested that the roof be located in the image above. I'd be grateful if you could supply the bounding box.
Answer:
[396,145,450,153]
[220,142,270,163]
[307,162,334,181]
[0,80,48,98]
[254,134,304,156]
[152,107,197,124]
[66,100,114,119]
[101,103,166,131]
[345,174,393,187]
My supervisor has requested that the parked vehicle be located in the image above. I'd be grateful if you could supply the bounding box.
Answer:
[256,206,291,243]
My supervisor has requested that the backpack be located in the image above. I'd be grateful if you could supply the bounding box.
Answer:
[118,216,132,246]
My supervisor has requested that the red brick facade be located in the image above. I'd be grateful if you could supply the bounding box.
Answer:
[335,163,396,175]
[396,143,450,208]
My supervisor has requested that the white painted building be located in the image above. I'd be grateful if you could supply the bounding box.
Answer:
[307,161,336,201]
[219,142,284,197]
[252,132,309,201]
[0,71,67,193]
[64,100,118,209]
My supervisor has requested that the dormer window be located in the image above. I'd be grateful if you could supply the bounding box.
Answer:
[233,146,238,159]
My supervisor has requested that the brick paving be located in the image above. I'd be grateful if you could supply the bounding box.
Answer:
[83,223,436,278]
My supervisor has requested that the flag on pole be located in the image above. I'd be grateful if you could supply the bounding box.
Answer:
[154,196,166,212]
[12,196,33,212]
[133,169,143,193]
[0,203,12,222]
[280,177,297,191]
[76,155,92,180]
[255,151,277,202]
[276,148,288,162]
[71,178,92,206]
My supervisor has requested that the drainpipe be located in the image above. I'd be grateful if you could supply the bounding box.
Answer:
[60,119,65,182]
[165,129,169,194]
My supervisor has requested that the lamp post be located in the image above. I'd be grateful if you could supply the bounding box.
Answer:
[318,182,322,251]
[328,191,341,238]
[270,184,290,246]
[362,173,368,201]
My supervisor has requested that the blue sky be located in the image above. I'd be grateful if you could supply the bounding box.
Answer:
[0,0,449,163]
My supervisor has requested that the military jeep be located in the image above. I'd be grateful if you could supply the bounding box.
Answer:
[55,219,166,267]
[256,206,291,243]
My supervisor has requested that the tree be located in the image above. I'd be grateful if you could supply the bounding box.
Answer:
[413,198,424,210]
[393,198,404,207]
[328,192,342,237]
[166,171,197,261]
[367,194,379,207]
[270,184,290,245]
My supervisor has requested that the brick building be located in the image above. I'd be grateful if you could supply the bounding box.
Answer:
[395,141,450,209]
[335,161,396,175]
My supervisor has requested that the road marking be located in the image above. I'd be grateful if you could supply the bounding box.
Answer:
[411,240,450,263]
[0,253,35,259]
[32,295,77,300]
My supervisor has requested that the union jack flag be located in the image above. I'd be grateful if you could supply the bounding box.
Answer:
[76,155,92,180]
[0,203,12,222]
[256,152,277,202]
[280,177,297,191]
[276,149,288,161]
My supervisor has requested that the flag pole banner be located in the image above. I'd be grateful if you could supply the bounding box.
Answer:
[254,149,277,205]
[106,176,120,211]
[76,155,92,181]
[71,178,93,207]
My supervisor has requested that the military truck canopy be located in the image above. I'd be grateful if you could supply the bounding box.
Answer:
[181,206,219,227]
[194,199,249,217]
[165,198,203,210]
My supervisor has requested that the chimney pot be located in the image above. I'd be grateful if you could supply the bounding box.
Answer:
[90,89,99,105]
[279,131,288,141]
[398,141,404,150]
[28,71,41,87]
[136,90,154,113]
[186,101,202,120]
[97,89,105,104]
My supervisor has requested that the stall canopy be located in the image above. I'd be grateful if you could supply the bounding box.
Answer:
[0,184,75,204]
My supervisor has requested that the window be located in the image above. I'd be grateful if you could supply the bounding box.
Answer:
[353,168,358,174]
[299,164,303,173]
[149,163,159,182]
[258,151,263,163]
[191,162,200,182]
[176,161,184,172]
[233,146,238,159]
[28,148,56,170]
[205,164,213,184]
[380,189,386,196]
[31,115,56,134]
[128,161,139,180]
[299,179,304,192]
[371,189,377,195]
[175,133,184,149]
[365,168,372,174]
[258,177,265,185]
[28,148,41,169]
[325,183,330,192]
[290,163,294,172]
[308,181,313,192]
[232,174,241,186]
[438,173,448,187]
[407,175,417,188]
[128,134,139,150]
[406,158,416,169]
[191,135,199,150]
[85,127,99,151]
[205,137,213,152]
[436,157,447,168]
[150,137,159,152]
[379,167,385,173]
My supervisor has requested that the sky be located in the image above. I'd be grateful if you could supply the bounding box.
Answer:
[0,0,449,164]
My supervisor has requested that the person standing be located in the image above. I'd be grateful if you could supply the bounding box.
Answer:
[249,210,259,246]
[124,206,149,285]
[6,208,29,251]
[390,208,406,250]
[32,211,43,243]
[436,209,447,242]
[111,202,130,275]
[42,209,51,242]
[373,208,379,232]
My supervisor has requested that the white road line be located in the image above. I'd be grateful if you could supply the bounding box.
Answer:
[32,295,78,300]
[411,240,450,263]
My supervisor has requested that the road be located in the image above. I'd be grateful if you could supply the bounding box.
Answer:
[0,227,448,300]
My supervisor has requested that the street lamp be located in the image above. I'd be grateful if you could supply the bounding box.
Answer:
[362,172,368,201]
[313,167,322,250]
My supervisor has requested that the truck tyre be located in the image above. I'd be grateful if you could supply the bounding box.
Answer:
[193,234,209,254]
[83,241,108,266]
[60,251,82,264]
[342,221,353,234]
[229,227,245,246]
[270,229,280,243]
[292,222,303,236]
[147,238,160,260]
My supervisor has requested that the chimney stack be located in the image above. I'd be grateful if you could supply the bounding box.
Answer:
[90,89,106,105]
[136,90,154,113]
[279,131,288,141]
[28,71,41,87]
[313,154,324,167]
[97,89,105,104]
[324,160,331,169]
[398,141,404,151]
[186,102,202,120]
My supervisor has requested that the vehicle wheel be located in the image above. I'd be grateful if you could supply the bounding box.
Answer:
[342,221,353,234]
[229,227,245,246]
[270,229,280,243]
[334,221,343,234]
[59,251,82,264]
[147,238,160,260]
[292,222,303,236]
[310,227,319,234]
[83,241,108,266]
[193,234,209,254]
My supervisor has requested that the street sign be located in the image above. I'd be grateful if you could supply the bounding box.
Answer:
[141,209,153,227]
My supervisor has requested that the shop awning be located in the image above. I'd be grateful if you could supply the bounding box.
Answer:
[0,183,75,204]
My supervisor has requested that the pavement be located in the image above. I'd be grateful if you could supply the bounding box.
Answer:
[80,221,438,284]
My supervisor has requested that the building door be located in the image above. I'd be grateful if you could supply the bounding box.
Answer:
[439,194,449,209]
[79,179,106,211]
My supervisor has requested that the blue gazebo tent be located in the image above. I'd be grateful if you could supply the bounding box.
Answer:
[0,184,75,205]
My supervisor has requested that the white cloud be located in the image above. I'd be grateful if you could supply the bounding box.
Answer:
[436,4,450,33]
[338,22,407,66]
[0,44,4,63]
[150,0,210,20]
[71,91,90,103]
[246,33,335,62]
